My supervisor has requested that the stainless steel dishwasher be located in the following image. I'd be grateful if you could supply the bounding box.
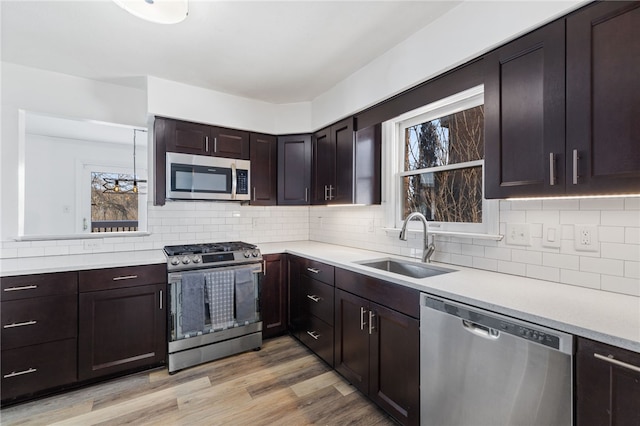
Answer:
[420,294,573,426]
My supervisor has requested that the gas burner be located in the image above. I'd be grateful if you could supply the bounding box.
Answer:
[163,241,261,271]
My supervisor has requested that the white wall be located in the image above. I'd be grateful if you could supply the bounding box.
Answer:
[311,0,587,128]
[147,76,312,135]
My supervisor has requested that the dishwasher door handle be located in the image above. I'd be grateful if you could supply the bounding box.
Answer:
[462,319,500,340]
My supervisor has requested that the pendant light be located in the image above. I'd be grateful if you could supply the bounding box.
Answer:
[113,0,188,25]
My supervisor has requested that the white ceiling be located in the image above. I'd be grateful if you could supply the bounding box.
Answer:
[1,0,461,104]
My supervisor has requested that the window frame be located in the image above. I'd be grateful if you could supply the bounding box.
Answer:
[383,85,498,235]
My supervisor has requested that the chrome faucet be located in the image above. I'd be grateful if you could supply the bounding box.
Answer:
[399,212,435,263]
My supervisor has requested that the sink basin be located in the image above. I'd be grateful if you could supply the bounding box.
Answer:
[357,258,454,279]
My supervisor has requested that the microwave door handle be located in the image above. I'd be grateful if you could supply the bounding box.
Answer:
[231,162,237,200]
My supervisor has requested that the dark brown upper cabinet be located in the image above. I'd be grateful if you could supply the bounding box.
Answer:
[277,134,311,205]
[249,133,277,205]
[312,117,380,205]
[566,1,640,195]
[158,117,249,160]
[484,20,566,199]
[486,2,640,198]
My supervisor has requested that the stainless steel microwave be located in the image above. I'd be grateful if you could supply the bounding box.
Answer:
[166,152,250,201]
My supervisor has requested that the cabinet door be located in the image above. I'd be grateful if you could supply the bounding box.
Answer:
[312,126,335,204]
[369,302,420,426]
[354,123,381,205]
[261,254,287,339]
[333,118,355,204]
[485,20,565,198]
[576,337,640,426]
[566,1,640,195]
[277,134,311,205]
[211,127,250,160]
[250,133,277,205]
[79,283,166,380]
[334,289,369,394]
[166,119,211,156]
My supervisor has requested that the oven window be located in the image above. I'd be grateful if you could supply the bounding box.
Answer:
[172,164,231,193]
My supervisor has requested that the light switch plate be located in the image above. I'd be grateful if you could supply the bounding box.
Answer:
[542,224,562,248]
[506,223,531,246]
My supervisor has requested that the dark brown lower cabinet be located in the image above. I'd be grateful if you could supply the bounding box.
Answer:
[261,254,287,339]
[335,288,419,426]
[576,337,640,426]
[79,282,166,380]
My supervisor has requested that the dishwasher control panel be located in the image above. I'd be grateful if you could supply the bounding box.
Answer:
[426,296,564,351]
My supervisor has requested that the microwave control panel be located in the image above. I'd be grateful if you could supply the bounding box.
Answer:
[237,169,249,194]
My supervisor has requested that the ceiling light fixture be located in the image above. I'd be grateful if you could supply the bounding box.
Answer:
[113,0,188,24]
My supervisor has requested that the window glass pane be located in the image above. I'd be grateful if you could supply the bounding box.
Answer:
[402,166,483,223]
[91,172,139,232]
[404,105,484,171]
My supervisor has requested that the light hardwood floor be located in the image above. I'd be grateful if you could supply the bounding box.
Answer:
[1,335,396,425]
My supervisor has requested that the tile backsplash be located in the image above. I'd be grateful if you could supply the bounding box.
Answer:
[2,197,638,297]
[309,197,640,297]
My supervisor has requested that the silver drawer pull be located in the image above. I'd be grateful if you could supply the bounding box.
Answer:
[306,331,320,340]
[594,353,640,373]
[4,285,38,292]
[3,320,37,329]
[112,275,138,281]
[306,294,320,303]
[306,268,320,274]
[4,368,37,378]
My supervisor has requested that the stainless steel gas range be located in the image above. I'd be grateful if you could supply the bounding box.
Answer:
[164,241,263,373]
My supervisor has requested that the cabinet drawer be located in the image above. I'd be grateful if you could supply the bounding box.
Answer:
[302,277,334,325]
[79,264,166,292]
[1,272,77,301]
[1,338,77,401]
[301,259,334,286]
[1,295,77,350]
[300,315,334,367]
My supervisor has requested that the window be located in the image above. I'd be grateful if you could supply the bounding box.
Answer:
[385,86,496,234]
[91,172,139,233]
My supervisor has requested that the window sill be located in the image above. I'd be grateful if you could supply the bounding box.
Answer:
[15,231,151,242]
[383,228,503,241]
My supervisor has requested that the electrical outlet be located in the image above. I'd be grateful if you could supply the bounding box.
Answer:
[574,224,599,252]
[367,219,374,233]
[506,223,531,246]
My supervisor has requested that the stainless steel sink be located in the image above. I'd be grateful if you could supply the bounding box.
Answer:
[357,258,454,279]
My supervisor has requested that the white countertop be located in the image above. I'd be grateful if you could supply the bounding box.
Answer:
[260,241,640,353]
[2,240,638,352]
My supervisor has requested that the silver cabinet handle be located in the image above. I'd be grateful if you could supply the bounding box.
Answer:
[306,330,320,340]
[306,294,320,303]
[263,260,266,276]
[305,187,308,203]
[205,135,209,152]
[4,368,37,379]
[253,187,256,201]
[572,149,580,185]
[113,275,138,281]
[4,285,38,292]
[549,153,556,186]
[324,185,329,201]
[306,267,320,274]
[159,290,163,310]
[3,320,37,329]
[214,137,218,153]
[360,307,367,331]
[368,310,376,335]
[594,353,640,373]
[329,185,334,200]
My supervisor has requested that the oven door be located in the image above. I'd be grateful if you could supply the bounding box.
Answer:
[167,262,262,351]
[166,152,250,201]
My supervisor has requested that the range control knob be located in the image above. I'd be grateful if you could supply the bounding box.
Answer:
[192,255,202,263]
[252,250,260,257]
[182,256,191,264]
[170,257,181,266]
[244,251,251,258]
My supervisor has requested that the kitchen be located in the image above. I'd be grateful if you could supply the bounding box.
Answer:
[1,0,639,425]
